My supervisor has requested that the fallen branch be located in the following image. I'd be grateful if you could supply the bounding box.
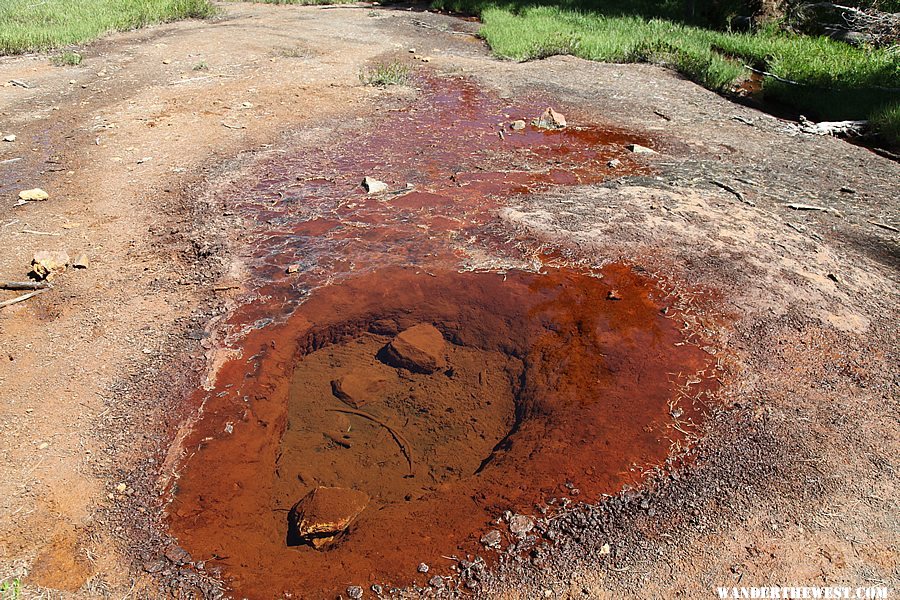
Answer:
[869,220,899,233]
[711,180,755,206]
[1,281,49,291]
[798,116,868,136]
[327,408,414,473]
[786,203,828,211]
[0,289,46,309]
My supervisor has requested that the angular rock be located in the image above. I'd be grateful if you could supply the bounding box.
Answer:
[480,529,502,548]
[18,188,49,201]
[72,253,90,269]
[3,134,15,142]
[362,176,387,194]
[508,514,534,537]
[626,143,656,154]
[533,107,566,130]
[383,323,446,374]
[289,486,369,549]
[331,370,390,408]
[347,586,364,599]
[30,250,70,280]
[510,120,526,131]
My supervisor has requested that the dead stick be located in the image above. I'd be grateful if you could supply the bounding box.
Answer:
[0,289,46,308]
[327,408,414,473]
[1,281,48,291]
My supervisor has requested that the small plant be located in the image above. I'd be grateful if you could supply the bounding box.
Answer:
[359,62,412,87]
[51,51,82,66]
[278,47,309,58]
[192,60,209,71]
[0,578,21,600]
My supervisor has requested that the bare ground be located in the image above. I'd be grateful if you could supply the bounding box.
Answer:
[0,2,896,599]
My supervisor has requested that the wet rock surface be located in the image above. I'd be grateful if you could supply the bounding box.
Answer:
[288,486,370,549]
[382,323,447,374]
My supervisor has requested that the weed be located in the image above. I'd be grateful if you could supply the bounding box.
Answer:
[360,62,412,87]
[433,1,900,142]
[0,0,218,55]
[192,60,209,71]
[0,578,21,600]
[51,51,83,66]
[870,102,900,146]
[278,47,310,58]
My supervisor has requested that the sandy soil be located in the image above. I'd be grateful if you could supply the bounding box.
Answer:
[0,2,896,599]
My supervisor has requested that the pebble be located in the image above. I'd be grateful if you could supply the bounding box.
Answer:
[508,514,535,537]
[346,586,363,599]
[429,575,444,588]
[2,134,15,142]
[417,562,429,573]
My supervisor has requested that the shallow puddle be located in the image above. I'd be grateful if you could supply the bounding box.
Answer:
[166,73,721,598]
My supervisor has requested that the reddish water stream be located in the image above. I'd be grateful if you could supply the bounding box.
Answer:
[166,73,721,598]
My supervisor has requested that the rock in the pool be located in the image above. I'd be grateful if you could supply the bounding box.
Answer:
[383,323,447,374]
[331,370,390,408]
[288,486,369,549]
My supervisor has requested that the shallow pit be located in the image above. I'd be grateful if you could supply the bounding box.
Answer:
[167,264,719,598]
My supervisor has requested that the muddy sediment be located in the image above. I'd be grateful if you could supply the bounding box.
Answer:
[164,73,723,597]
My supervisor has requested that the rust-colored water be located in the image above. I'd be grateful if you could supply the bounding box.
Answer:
[166,74,720,598]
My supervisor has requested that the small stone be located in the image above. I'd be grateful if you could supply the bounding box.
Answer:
[626,143,656,154]
[417,562,429,573]
[289,486,370,549]
[371,584,383,594]
[18,188,49,201]
[3,134,15,142]
[510,120,526,131]
[347,586,364,600]
[429,575,444,588]
[383,324,446,374]
[533,107,566,129]
[30,250,70,280]
[607,159,621,168]
[240,102,253,109]
[37,442,49,450]
[72,253,90,269]
[116,482,127,493]
[362,176,387,194]
[607,289,621,301]
[508,514,534,537]
[286,264,301,274]
[480,529,502,548]
[162,59,172,65]
[599,543,611,555]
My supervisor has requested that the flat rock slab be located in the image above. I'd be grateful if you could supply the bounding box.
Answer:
[383,323,447,374]
[289,486,370,549]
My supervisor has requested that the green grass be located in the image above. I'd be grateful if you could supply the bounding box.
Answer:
[234,0,358,4]
[51,51,83,66]
[360,62,412,87]
[433,1,900,145]
[0,0,217,55]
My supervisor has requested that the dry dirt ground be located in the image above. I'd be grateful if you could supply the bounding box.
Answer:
[0,2,897,599]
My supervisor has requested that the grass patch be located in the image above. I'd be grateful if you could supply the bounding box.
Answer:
[51,51,83,66]
[192,60,209,71]
[360,62,412,87]
[434,1,900,145]
[0,0,217,55]
[233,0,359,4]
[870,103,900,145]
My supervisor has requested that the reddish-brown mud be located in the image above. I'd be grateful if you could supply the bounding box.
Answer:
[166,74,721,598]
